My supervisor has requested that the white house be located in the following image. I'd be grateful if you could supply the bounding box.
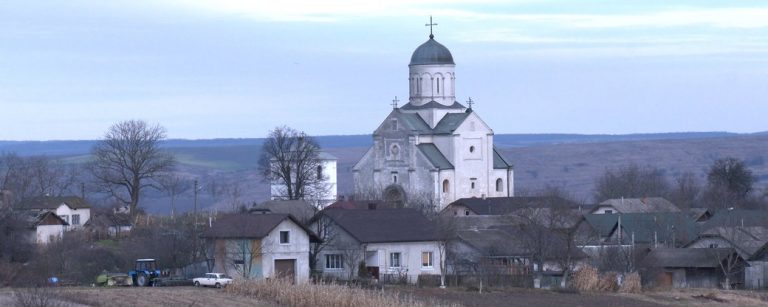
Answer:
[19,211,69,244]
[16,196,92,229]
[271,151,338,208]
[202,213,319,284]
[310,208,444,284]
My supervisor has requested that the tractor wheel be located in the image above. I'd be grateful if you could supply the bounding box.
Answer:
[107,278,116,286]
[137,273,148,287]
[215,283,221,289]
[194,281,200,287]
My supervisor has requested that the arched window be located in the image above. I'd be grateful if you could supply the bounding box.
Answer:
[437,78,440,93]
[469,146,475,153]
[496,178,503,192]
[317,165,323,180]
[442,179,449,193]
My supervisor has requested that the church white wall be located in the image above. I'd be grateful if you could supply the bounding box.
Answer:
[409,65,455,106]
[450,113,496,200]
[271,158,337,206]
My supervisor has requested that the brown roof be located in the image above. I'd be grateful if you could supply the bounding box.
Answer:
[16,196,91,210]
[319,208,442,243]
[447,196,591,216]
[202,213,318,241]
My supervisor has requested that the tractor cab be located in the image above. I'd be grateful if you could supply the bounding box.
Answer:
[129,259,162,286]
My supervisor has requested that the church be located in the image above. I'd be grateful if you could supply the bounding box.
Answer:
[352,28,514,211]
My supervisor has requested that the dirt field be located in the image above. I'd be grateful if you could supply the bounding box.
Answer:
[397,287,768,307]
[0,287,278,307]
[2,286,767,307]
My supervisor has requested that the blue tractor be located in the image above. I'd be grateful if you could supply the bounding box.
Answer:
[129,259,162,287]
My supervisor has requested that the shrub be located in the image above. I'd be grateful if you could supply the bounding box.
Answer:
[619,272,642,293]
[571,265,599,291]
[596,272,619,292]
[13,287,65,307]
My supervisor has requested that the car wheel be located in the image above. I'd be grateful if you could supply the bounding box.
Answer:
[194,281,200,287]
[215,283,221,289]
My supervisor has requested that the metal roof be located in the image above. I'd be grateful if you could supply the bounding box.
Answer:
[399,101,466,110]
[493,147,512,169]
[417,143,454,170]
[320,208,442,243]
[410,37,454,65]
[16,196,91,210]
[432,112,470,134]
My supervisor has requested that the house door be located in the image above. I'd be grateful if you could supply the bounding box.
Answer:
[657,272,673,288]
[274,259,296,284]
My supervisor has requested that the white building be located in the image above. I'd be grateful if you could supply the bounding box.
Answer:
[15,196,91,229]
[353,31,514,211]
[22,211,69,244]
[311,208,444,284]
[202,214,318,284]
[271,151,338,208]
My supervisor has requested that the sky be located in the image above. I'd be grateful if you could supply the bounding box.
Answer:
[1,0,767,140]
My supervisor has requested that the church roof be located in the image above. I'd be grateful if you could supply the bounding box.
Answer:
[417,143,454,170]
[493,147,513,169]
[398,112,433,133]
[400,101,466,110]
[432,112,471,134]
[410,37,455,65]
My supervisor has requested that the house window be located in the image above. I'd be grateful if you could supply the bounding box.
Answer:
[71,214,80,225]
[442,179,449,193]
[389,252,401,268]
[465,210,470,216]
[279,231,290,244]
[605,210,613,214]
[325,254,344,270]
[709,243,719,248]
[495,178,503,192]
[317,165,323,180]
[421,252,433,268]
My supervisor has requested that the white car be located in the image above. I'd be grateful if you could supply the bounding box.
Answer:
[193,273,233,288]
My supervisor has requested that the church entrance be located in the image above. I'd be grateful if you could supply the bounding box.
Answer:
[383,185,406,208]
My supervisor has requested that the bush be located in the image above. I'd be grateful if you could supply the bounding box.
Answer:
[596,272,619,292]
[13,287,65,307]
[571,265,599,291]
[619,272,642,293]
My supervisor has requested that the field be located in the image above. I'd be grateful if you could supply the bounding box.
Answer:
[2,286,768,307]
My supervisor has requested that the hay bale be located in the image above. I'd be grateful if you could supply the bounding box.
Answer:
[596,272,619,292]
[619,272,642,293]
[571,264,599,291]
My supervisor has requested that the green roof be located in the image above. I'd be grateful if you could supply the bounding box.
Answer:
[433,112,470,134]
[417,143,453,170]
[493,147,512,169]
[585,212,698,245]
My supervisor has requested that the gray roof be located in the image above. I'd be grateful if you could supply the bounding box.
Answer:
[397,112,433,133]
[399,101,466,110]
[320,208,442,243]
[586,212,698,245]
[417,143,454,170]
[703,209,768,230]
[597,197,680,214]
[493,147,512,169]
[16,196,91,210]
[410,37,454,65]
[448,196,586,216]
[317,151,337,160]
[457,229,530,257]
[202,214,317,241]
[433,112,471,134]
[252,200,317,223]
[698,226,768,258]
[640,248,740,268]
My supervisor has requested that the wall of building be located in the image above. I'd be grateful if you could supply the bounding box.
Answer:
[260,219,311,284]
[36,224,63,244]
[55,204,90,228]
[366,241,443,284]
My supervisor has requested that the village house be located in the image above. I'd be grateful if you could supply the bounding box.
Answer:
[685,226,768,289]
[310,208,444,284]
[84,213,132,240]
[15,196,92,229]
[202,213,319,284]
[639,248,747,289]
[19,211,69,244]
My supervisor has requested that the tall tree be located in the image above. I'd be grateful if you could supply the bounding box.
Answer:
[593,163,670,202]
[88,120,175,218]
[704,157,755,210]
[258,126,324,201]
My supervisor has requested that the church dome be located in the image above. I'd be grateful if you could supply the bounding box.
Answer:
[409,36,454,65]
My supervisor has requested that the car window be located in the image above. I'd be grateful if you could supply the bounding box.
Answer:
[221,275,232,279]
[206,274,214,278]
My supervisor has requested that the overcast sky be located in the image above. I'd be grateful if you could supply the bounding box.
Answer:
[1,1,767,140]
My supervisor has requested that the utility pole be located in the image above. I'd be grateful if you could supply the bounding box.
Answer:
[194,179,199,230]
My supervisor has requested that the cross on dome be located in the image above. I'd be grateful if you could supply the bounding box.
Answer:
[425,16,437,39]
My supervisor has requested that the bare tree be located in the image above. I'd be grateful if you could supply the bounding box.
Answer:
[668,171,701,211]
[159,174,191,219]
[88,120,175,219]
[224,238,268,279]
[594,164,670,202]
[704,157,755,211]
[258,126,323,201]
[0,153,80,203]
